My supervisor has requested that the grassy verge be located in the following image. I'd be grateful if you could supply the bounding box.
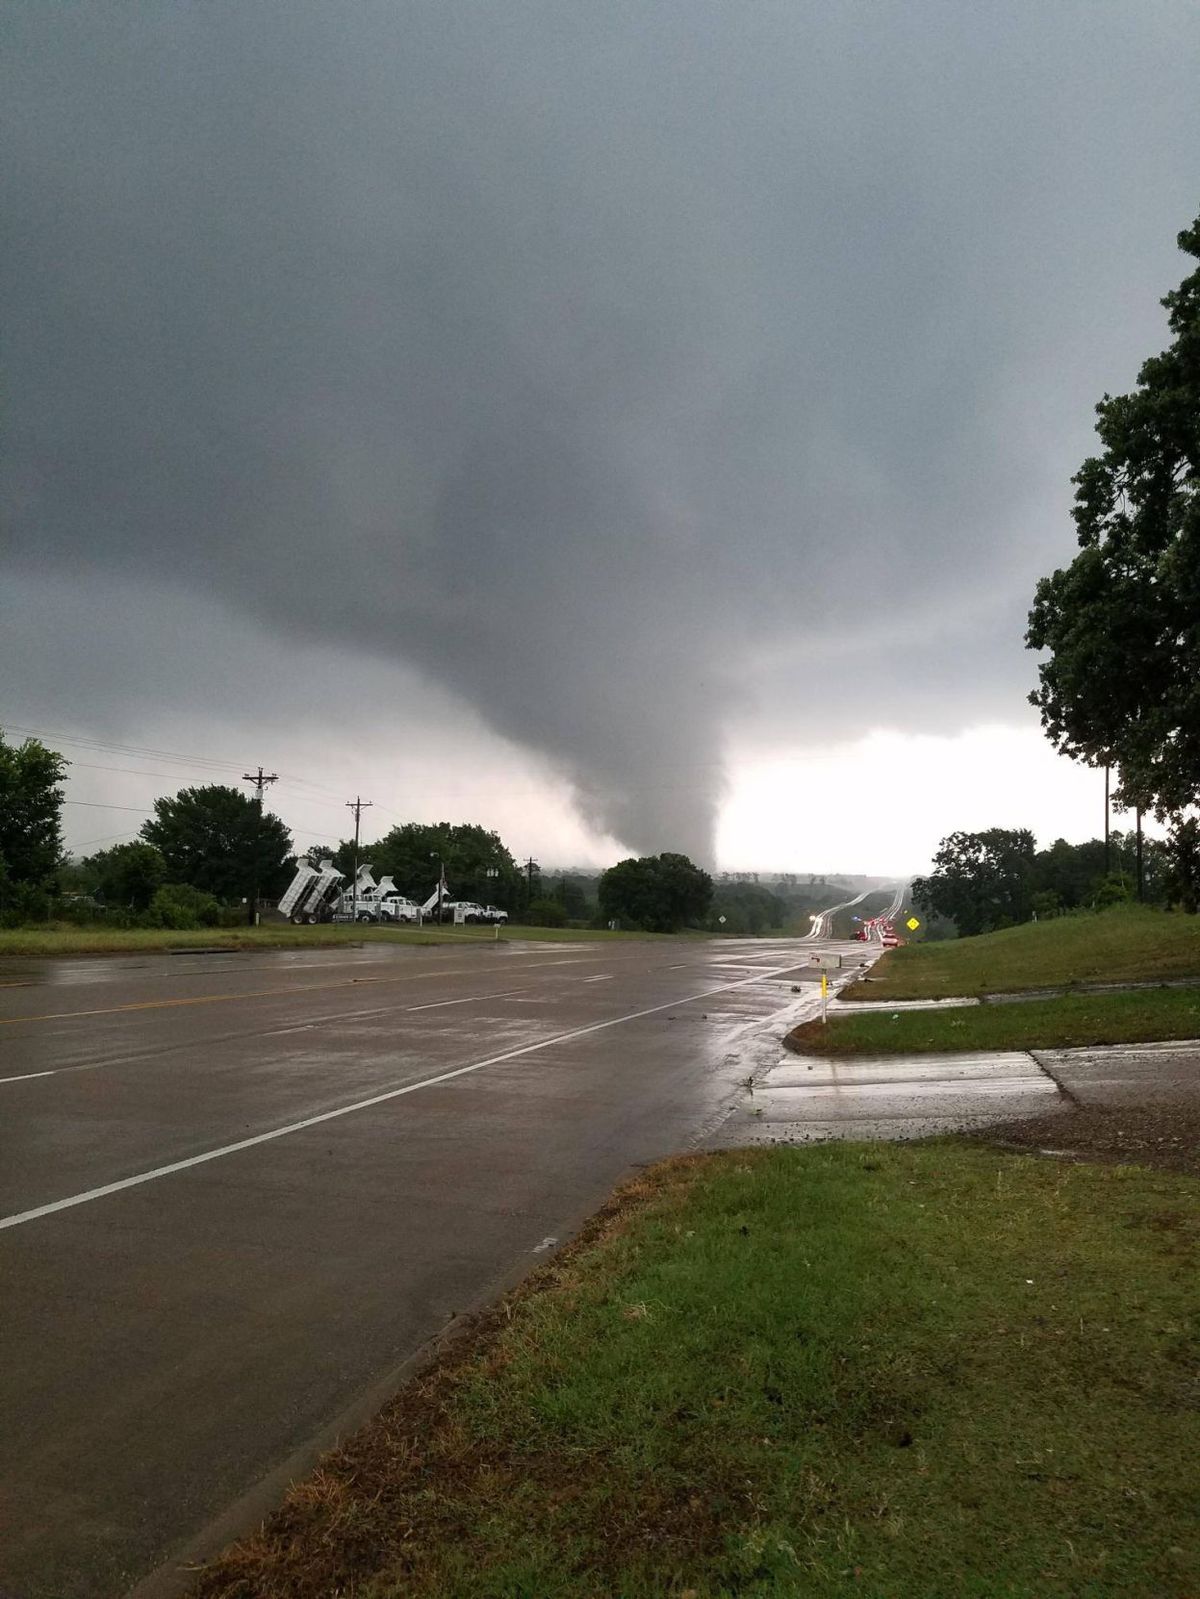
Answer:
[790,985,1200,1055]
[853,904,1200,1000]
[194,1143,1198,1599]
[0,922,689,958]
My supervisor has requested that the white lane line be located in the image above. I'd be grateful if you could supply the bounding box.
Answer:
[0,1070,57,1086]
[0,954,602,1029]
[582,975,612,983]
[0,961,804,1233]
[405,987,528,1013]
[3,992,534,1068]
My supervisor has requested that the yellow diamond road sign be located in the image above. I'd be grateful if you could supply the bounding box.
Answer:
[905,916,921,931]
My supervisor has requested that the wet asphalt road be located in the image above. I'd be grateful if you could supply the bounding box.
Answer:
[0,935,863,1599]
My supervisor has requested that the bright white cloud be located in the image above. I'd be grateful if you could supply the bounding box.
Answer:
[717,725,1159,877]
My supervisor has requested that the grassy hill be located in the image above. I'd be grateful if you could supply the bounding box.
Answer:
[851,904,1200,1001]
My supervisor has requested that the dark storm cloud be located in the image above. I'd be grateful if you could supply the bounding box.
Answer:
[4,1,1198,858]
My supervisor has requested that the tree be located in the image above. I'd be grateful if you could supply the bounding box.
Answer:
[1027,213,1200,819]
[1031,889,1061,921]
[1163,817,1200,914]
[709,882,786,935]
[912,829,1036,936]
[1035,830,1167,909]
[361,821,520,909]
[0,730,68,891]
[86,841,166,910]
[1032,837,1107,910]
[140,785,292,903]
[526,897,568,927]
[552,875,593,921]
[598,852,713,933]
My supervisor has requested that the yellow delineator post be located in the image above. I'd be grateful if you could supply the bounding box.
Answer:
[821,971,828,1024]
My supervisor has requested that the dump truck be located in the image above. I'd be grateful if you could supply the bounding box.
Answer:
[277,861,421,924]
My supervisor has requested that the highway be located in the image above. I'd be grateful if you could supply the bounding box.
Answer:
[0,933,867,1598]
[803,881,905,940]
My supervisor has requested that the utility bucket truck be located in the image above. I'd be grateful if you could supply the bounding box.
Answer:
[372,876,420,923]
[334,867,420,923]
[420,880,448,922]
[332,864,380,923]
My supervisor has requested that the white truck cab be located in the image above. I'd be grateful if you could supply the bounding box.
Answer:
[378,892,420,923]
[441,901,487,924]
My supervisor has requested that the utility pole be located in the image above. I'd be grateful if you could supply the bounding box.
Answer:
[1136,807,1144,902]
[429,852,445,925]
[346,797,373,922]
[243,767,279,926]
[1104,765,1111,878]
[524,856,539,915]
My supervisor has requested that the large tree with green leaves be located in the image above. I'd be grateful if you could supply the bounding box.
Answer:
[1026,213,1200,818]
[1033,831,1165,911]
[1163,817,1200,915]
[140,785,292,903]
[912,829,1036,937]
[85,841,166,910]
[0,730,68,890]
[598,852,713,933]
[358,821,520,909]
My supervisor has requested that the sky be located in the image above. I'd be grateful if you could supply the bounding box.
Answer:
[2,2,1197,878]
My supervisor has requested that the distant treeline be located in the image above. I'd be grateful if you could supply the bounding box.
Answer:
[4,728,837,936]
[913,826,1197,939]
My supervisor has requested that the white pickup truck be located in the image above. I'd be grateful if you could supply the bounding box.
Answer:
[437,900,489,924]
[334,870,421,924]
[375,891,420,924]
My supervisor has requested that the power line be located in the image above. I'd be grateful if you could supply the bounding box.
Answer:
[63,760,207,782]
[62,800,155,812]
[70,829,144,850]
[1,721,247,774]
[4,719,361,808]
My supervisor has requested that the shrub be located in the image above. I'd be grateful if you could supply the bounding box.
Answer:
[1093,875,1133,908]
[526,897,568,927]
[149,883,221,930]
[0,882,55,928]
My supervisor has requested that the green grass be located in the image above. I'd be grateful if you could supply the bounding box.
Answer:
[195,1142,1199,1599]
[857,904,1200,1000]
[0,922,692,958]
[792,985,1200,1055]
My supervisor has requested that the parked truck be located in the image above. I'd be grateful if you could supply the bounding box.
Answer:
[278,860,345,924]
[277,860,421,924]
[278,860,505,927]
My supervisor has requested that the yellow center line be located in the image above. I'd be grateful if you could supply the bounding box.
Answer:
[0,950,668,1026]
[0,965,524,1026]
